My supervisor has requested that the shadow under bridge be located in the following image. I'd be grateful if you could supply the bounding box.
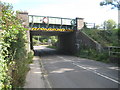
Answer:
[29,15,78,55]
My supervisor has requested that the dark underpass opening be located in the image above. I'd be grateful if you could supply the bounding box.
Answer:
[30,31,77,56]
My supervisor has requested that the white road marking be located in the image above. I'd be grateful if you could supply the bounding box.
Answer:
[57,56,120,84]
[72,63,120,84]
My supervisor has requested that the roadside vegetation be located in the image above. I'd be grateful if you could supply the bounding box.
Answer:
[82,29,119,46]
[76,45,109,63]
[0,2,34,89]
[78,0,120,64]
[76,28,119,63]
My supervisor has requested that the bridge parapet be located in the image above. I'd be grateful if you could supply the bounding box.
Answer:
[29,15,77,31]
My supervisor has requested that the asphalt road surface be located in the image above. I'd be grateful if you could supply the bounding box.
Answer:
[34,46,120,88]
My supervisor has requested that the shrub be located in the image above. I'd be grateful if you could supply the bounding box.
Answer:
[76,46,110,63]
[96,52,109,63]
[0,2,34,89]
[27,50,34,63]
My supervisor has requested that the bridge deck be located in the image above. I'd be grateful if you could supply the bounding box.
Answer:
[29,15,76,32]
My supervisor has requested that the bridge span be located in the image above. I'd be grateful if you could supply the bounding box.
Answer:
[17,12,84,54]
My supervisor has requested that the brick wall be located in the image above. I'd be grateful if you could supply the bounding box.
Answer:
[17,12,29,28]
[76,31,103,52]
[17,12,31,51]
[76,18,84,30]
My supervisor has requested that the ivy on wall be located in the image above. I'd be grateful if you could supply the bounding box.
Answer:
[0,2,33,89]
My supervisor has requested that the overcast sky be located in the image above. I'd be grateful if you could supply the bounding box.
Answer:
[1,0,118,25]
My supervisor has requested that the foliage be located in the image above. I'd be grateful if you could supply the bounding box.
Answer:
[27,50,34,63]
[100,0,120,10]
[47,45,57,49]
[82,29,119,46]
[103,19,117,30]
[33,36,58,45]
[76,46,109,63]
[79,28,119,63]
[50,36,58,44]
[0,1,33,89]
[33,37,39,45]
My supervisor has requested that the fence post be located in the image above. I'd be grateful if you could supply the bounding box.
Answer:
[108,46,111,56]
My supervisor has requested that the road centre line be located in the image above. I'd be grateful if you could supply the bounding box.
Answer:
[57,56,120,84]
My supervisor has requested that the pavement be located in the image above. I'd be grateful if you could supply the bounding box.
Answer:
[23,46,52,88]
[23,56,45,88]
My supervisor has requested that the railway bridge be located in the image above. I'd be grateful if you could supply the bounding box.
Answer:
[18,12,84,54]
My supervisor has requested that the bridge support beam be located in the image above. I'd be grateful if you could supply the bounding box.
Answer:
[58,32,77,55]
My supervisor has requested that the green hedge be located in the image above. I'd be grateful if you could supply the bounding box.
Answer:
[0,2,34,89]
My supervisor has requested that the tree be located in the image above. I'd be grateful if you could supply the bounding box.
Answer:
[103,19,117,30]
[100,0,120,10]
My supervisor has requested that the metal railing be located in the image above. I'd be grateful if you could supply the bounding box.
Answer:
[28,15,76,30]
[29,15,76,26]
[108,46,120,57]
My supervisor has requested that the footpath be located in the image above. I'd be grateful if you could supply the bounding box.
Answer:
[24,56,45,88]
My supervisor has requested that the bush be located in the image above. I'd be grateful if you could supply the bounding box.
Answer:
[96,52,109,63]
[12,50,34,87]
[0,2,34,89]
[76,46,110,63]
[82,29,119,46]
[27,50,34,63]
